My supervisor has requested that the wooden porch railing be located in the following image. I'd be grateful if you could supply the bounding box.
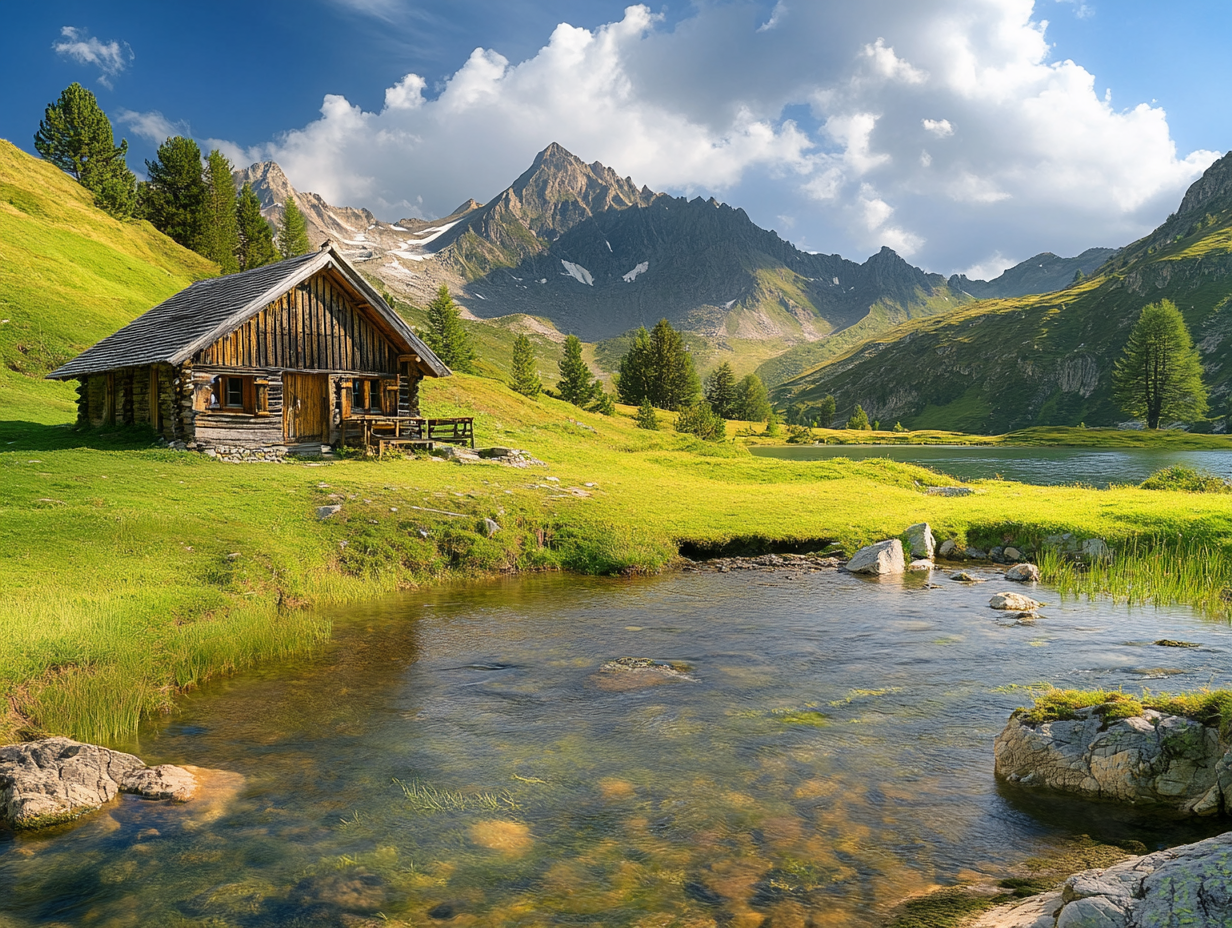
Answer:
[340,415,475,452]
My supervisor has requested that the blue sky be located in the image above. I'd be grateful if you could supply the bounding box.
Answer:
[4,1,1230,278]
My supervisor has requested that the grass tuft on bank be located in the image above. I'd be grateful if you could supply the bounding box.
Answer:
[1014,687,1232,736]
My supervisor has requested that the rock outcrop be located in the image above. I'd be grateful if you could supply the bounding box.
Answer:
[994,711,1232,815]
[971,831,1232,928]
[0,737,198,829]
[845,539,906,576]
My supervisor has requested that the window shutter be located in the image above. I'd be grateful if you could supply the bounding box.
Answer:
[382,379,399,414]
[254,378,270,417]
[193,376,214,412]
[339,380,353,420]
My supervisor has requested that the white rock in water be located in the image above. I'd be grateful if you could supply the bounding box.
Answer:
[0,738,197,829]
[1005,563,1041,582]
[904,522,935,559]
[120,764,197,802]
[989,591,1040,611]
[970,829,1232,927]
[845,539,905,576]
[907,559,933,571]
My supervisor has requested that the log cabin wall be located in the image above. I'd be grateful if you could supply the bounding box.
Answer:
[191,370,284,449]
[192,270,400,375]
[78,364,178,438]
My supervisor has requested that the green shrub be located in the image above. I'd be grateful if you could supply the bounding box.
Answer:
[1140,465,1230,492]
[674,401,725,441]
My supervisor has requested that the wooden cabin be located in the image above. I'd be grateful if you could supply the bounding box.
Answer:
[48,243,465,459]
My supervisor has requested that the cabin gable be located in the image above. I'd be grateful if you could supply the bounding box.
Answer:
[192,268,401,375]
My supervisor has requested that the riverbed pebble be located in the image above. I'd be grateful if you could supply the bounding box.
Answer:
[1005,563,1041,582]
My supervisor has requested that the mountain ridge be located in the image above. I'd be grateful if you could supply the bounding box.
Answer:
[776,150,1232,432]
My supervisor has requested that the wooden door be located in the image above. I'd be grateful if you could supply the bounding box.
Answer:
[282,373,328,442]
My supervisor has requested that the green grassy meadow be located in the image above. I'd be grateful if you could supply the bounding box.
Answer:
[5,373,1232,744]
[4,136,1232,747]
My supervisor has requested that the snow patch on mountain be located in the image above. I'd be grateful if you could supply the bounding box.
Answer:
[622,261,649,283]
[561,261,594,286]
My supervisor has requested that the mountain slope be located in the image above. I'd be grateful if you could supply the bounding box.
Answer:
[0,139,217,423]
[776,153,1232,433]
[949,247,1119,300]
[240,144,968,377]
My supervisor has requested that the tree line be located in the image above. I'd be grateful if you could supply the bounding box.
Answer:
[35,83,311,274]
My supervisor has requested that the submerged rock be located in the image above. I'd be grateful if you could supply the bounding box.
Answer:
[904,522,935,559]
[0,738,199,829]
[845,539,905,576]
[907,559,933,572]
[971,831,1232,927]
[994,711,1232,814]
[1005,563,1041,582]
[989,591,1040,611]
[601,657,693,678]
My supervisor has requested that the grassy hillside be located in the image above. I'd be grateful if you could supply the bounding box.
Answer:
[6,373,1232,745]
[0,139,217,423]
[776,166,1232,432]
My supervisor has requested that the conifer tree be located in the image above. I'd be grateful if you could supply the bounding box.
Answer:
[732,373,771,422]
[816,395,837,429]
[235,183,278,270]
[509,334,542,398]
[277,196,311,258]
[141,136,207,251]
[845,404,871,430]
[764,409,781,437]
[557,334,598,406]
[201,149,239,273]
[647,319,699,410]
[616,326,652,405]
[1112,299,1208,429]
[590,388,616,416]
[422,285,476,373]
[34,83,136,219]
[703,362,738,419]
[635,396,660,430]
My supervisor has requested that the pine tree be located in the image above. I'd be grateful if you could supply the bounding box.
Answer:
[817,395,836,429]
[647,319,699,410]
[616,326,652,405]
[764,409,781,437]
[675,400,725,441]
[845,404,871,430]
[34,83,136,219]
[277,196,311,258]
[733,373,771,422]
[235,183,278,270]
[635,397,660,430]
[422,285,476,372]
[557,334,597,406]
[703,362,738,419]
[201,149,239,273]
[141,136,207,251]
[509,334,542,398]
[1112,299,1208,429]
[590,388,616,416]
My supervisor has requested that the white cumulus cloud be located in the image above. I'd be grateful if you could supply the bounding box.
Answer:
[54,27,133,88]
[202,0,1217,273]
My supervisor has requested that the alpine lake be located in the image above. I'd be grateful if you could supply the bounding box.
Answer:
[3,566,1231,927]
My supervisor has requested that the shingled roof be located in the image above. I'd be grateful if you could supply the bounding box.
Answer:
[47,244,450,380]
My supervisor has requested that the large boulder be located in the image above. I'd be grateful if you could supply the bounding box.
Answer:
[1005,563,1041,582]
[989,591,1041,611]
[994,710,1232,814]
[845,539,905,576]
[971,831,1232,928]
[904,523,935,559]
[0,737,198,829]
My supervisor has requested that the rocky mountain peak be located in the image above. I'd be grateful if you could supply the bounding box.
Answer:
[1175,150,1232,221]
[234,161,295,210]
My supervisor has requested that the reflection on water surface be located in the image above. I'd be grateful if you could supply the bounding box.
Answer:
[3,569,1230,926]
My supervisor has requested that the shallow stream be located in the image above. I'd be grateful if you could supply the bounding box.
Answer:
[3,568,1231,926]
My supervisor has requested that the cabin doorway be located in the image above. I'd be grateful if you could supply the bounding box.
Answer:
[283,372,328,442]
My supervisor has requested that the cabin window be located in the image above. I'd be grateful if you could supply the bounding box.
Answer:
[224,377,245,409]
[350,378,387,413]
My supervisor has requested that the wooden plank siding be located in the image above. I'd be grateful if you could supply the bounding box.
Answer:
[192,270,400,376]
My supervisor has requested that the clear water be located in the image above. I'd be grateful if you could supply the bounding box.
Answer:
[749,445,1232,488]
[3,569,1230,927]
